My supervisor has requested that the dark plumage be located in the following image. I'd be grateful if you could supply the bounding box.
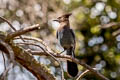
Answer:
[55,13,78,77]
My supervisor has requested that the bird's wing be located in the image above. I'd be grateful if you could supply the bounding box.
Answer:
[70,29,75,42]
[70,29,76,48]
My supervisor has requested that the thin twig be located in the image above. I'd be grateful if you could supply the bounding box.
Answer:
[0,40,14,63]
[1,51,6,70]
[99,22,120,36]
[0,17,25,42]
[16,42,45,50]
[0,17,16,31]
[112,28,120,36]
[14,36,58,55]
[0,63,13,80]
[14,36,45,46]
[100,22,120,29]
[76,68,97,80]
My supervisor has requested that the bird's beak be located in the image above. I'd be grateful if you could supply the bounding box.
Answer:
[53,19,59,22]
[66,13,72,18]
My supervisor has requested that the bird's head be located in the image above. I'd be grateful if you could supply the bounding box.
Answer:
[53,13,72,23]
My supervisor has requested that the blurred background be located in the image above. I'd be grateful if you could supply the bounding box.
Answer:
[0,0,120,80]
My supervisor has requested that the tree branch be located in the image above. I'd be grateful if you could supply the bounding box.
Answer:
[14,36,109,80]
[76,68,97,80]
[30,50,109,80]
[16,42,65,80]
[0,63,13,80]
[100,22,120,29]
[0,16,25,42]
[0,40,14,63]
[5,24,40,42]
[0,39,55,80]
[100,22,120,36]
[112,28,120,36]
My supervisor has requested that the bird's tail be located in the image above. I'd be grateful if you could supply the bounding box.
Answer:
[66,48,78,77]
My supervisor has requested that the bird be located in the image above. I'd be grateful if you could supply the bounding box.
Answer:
[54,13,78,77]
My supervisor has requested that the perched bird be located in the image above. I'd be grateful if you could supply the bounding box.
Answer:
[54,13,78,77]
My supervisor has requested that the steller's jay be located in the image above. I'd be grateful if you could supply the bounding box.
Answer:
[54,13,78,77]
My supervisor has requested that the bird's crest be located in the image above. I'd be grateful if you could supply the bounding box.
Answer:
[53,13,72,22]
[57,13,72,19]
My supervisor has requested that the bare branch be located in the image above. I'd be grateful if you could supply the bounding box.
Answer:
[15,36,46,46]
[15,37,109,80]
[100,22,120,29]
[0,40,14,63]
[5,24,40,42]
[16,41,65,80]
[1,51,6,70]
[112,28,120,36]
[0,17,16,31]
[0,63,13,80]
[16,42,45,51]
[99,22,120,36]
[76,68,97,80]
[0,17,25,42]
[30,50,109,80]
[0,42,55,80]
